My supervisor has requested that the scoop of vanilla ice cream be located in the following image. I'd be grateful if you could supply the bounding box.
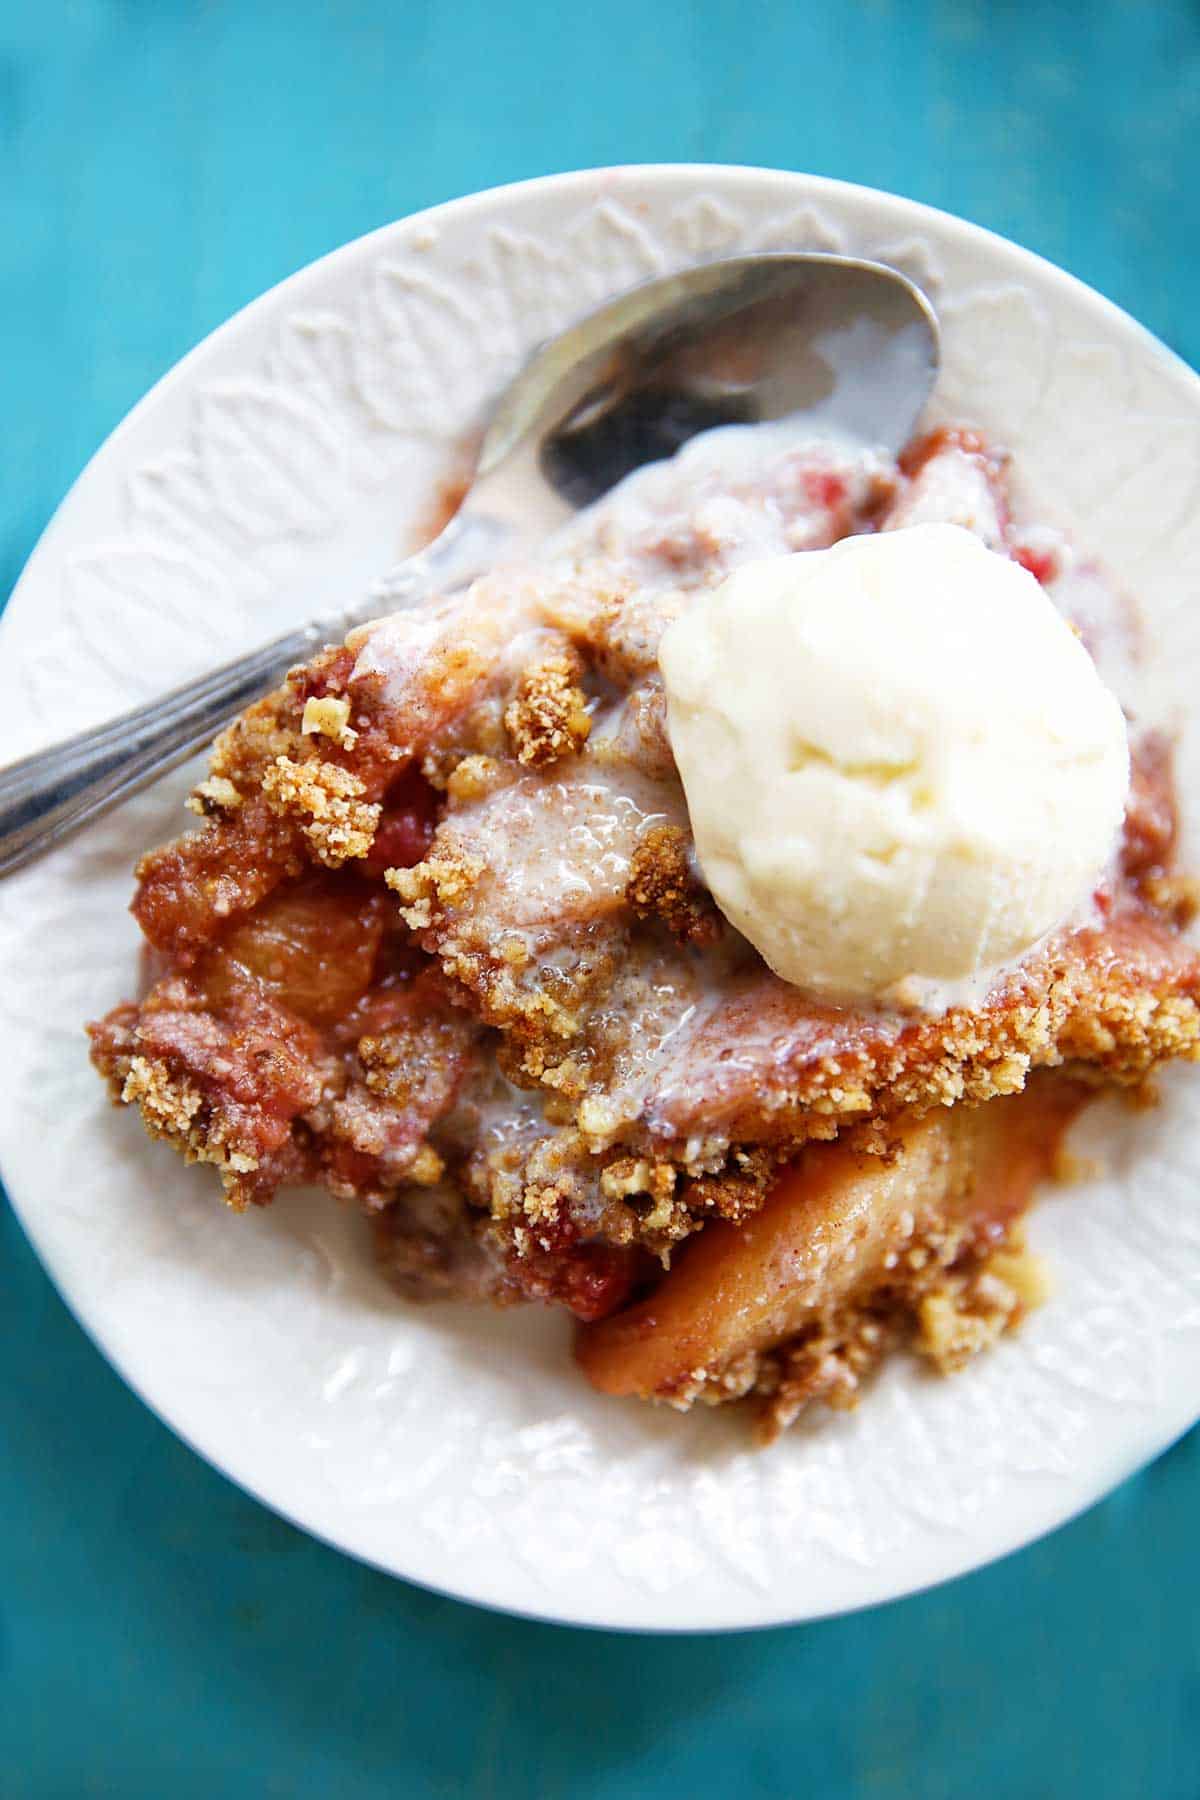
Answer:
[659,522,1130,1007]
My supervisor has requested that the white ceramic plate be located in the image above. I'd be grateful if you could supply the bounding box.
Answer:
[4,166,1200,1633]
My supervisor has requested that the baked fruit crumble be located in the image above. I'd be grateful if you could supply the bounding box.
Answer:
[88,423,1200,1441]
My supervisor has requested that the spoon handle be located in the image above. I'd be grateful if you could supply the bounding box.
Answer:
[0,621,338,876]
[0,517,499,877]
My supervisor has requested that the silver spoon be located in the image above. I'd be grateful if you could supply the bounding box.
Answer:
[0,253,939,875]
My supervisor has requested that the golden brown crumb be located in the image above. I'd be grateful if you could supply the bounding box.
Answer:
[301,694,357,748]
[577,1094,623,1146]
[446,754,505,804]
[387,847,484,928]
[626,823,722,945]
[600,1157,661,1201]
[683,1148,784,1224]
[357,1020,460,1110]
[745,1227,1048,1441]
[121,1055,259,1202]
[504,652,591,767]
[917,1287,1009,1370]
[600,1157,678,1232]
[408,1145,447,1186]
[535,1055,586,1098]
[261,756,380,866]
[915,1237,1051,1372]
[208,691,306,787]
[523,1184,564,1226]
[752,1313,896,1437]
[186,775,243,818]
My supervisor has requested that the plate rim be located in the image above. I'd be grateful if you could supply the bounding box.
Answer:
[5,162,1200,1633]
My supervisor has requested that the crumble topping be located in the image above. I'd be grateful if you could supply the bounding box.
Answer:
[121,1054,260,1183]
[261,755,380,866]
[445,753,506,805]
[87,423,1200,1436]
[186,775,244,818]
[301,693,358,748]
[504,649,592,767]
[752,1235,1054,1442]
[387,845,485,926]
[626,823,721,945]
[916,1239,1053,1370]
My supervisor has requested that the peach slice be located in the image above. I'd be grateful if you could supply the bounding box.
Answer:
[576,1079,1086,1405]
[202,876,387,1028]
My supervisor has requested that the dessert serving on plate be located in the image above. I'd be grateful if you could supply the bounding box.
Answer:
[88,418,1200,1440]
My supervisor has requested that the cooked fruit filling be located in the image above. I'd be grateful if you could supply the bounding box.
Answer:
[89,424,1200,1436]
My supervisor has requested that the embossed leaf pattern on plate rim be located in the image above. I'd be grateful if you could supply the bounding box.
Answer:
[2,167,1199,1631]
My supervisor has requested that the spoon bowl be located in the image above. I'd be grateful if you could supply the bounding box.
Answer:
[475,251,938,524]
[0,252,938,874]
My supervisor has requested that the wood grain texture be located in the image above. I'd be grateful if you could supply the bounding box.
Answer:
[2,1,1199,1794]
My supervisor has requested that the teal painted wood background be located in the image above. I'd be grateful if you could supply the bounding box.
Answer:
[4,3,1200,1794]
